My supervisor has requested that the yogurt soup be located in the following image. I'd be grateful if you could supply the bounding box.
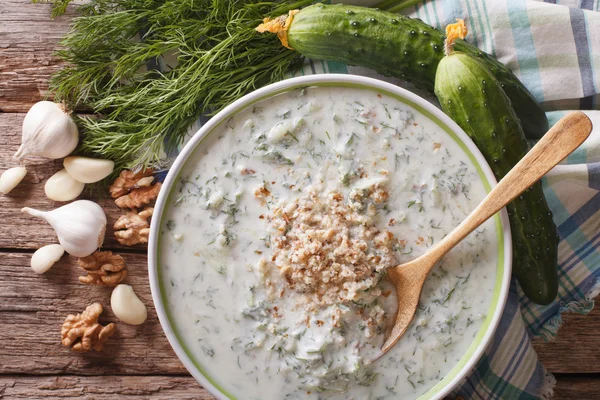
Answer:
[159,85,498,399]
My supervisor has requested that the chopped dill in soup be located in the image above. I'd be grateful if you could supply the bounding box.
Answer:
[159,86,498,399]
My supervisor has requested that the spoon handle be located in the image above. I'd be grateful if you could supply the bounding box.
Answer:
[426,111,592,266]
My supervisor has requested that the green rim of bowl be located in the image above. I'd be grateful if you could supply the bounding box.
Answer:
[154,78,507,400]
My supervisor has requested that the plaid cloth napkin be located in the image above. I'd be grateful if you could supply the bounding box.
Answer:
[287,0,599,398]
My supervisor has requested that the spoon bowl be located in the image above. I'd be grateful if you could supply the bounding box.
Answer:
[381,111,593,355]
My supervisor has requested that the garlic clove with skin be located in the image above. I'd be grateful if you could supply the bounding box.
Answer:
[0,166,27,194]
[111,284,147,325]
[31,244,65,274]
[45,169,85,202]
[63,156,114,184]
[15,101,79,160]
[21,200,106,257]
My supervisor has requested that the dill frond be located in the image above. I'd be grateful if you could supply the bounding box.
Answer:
[46,0,314,171]
[32,0,75,17]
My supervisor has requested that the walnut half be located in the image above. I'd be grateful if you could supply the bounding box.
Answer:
[109,168,154,199]
[110,169,161,209]
[115,182,162,209]
[113,207,153,246]
[61,303,116,352]
[78,251,127,286]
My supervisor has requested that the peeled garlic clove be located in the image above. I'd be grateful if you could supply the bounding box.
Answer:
[0,166,27,194]
[45,169,85,201]
[63,156,114,184]
[31,244,65,274]
[15,101,79,160]
[21,200,106,257]
[111,284,147,325]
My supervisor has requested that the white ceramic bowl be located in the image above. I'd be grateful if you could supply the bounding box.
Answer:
[148,74,512,399]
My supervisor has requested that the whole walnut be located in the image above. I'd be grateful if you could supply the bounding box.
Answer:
[109,168,154,199]
[109,169,161,209]
[113,207,153,246]
[78,251,127,286]
[61,303,116,352]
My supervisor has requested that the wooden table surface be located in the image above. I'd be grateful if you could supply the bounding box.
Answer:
[1,1,599,398]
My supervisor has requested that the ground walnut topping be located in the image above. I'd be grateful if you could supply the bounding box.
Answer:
[263,185,396,308]
[253,183,271,206]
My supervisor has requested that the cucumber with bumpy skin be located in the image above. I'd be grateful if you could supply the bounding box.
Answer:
[455,45,548,140]
[278,3,548,139]
[434,52,558,305]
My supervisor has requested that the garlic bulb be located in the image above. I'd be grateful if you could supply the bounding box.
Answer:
[111,284,148,325]
[31,244,65,274]
[63,156,114,184]
[21,200,106,257]
[45,169,85,201]
[0,166,27,194]
[15,101,79,159]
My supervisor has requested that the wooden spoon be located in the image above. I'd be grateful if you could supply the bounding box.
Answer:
[380,111,593,355]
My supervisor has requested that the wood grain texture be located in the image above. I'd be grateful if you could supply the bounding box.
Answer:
[0,113,148,250]
[0,0,76,113]
[0,252,186,375]
[534,306,600,374]
[553,375,600,399]
[0,376,212,399]
[0,374,597,399]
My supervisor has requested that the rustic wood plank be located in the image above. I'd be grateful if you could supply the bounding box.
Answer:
[553,374,600,399]
[534,306,600,374]
[0,252,185,375]
[0,374,599,399]
[0,0,76,113]
[0,113,147,250]
[0,376,213,399]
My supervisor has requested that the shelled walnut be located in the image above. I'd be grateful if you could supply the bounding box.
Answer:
[113,207,153,246]
[61,303,116,352]
[110,169,160,246]
[115,183,161,209]
[109,168,153,198]
[78,250,127,286]
[110,168,161,209]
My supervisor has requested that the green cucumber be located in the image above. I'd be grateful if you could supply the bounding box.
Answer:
[456,45,549,139]
[434,52,558,305]
[284,3,548,139]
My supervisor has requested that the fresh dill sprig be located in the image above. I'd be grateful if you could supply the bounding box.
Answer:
[32,0,73,18]
[39,0,314,171]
